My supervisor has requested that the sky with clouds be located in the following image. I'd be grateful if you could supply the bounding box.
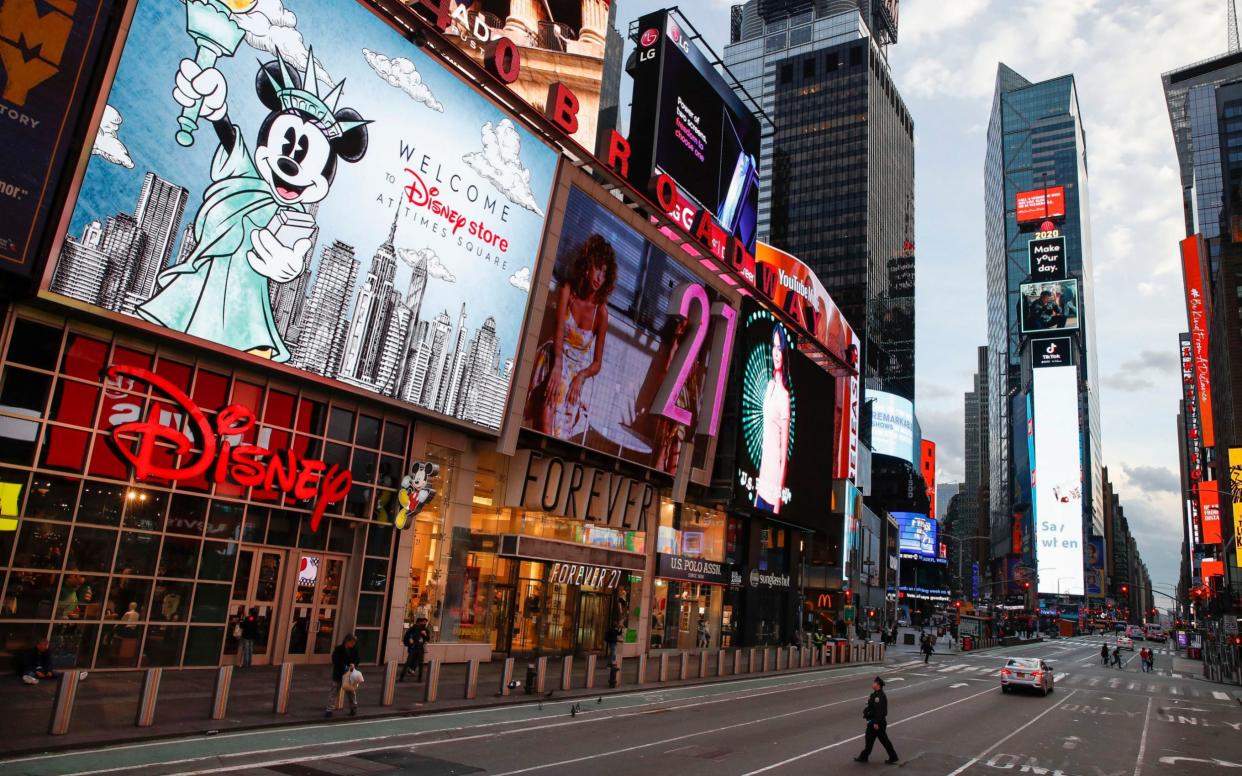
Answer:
[616,0,1228,598]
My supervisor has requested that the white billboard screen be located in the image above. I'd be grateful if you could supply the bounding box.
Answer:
[871,391,914,464]
[1032,365,1084,596]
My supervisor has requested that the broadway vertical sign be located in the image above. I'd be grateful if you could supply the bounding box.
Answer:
[1180,235,1215,448]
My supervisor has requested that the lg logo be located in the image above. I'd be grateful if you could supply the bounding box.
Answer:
[640,28,658,46]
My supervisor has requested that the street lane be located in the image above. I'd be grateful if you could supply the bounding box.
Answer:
[2,638,1238,776]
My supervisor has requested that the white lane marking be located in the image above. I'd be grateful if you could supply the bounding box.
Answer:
[1147,684,1157,693]
[1190,689,1202,698]
[950,683,969,688]
[1128,682,1139,690]
[1214,691,1231,700]
[738,684,1001,775]
[488,675,962,776]
[937,664,969,672]
[25,668,887,774]
[1134,696,1153,776]
[944,689,1080,776]
[1170,686,1182,696]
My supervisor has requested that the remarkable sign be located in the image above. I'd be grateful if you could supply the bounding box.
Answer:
[106,365,352,531]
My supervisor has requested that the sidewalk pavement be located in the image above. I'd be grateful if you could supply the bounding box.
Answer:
[0,645,883,758]
[1172,655,1204,677]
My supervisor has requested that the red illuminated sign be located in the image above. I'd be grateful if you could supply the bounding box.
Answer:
[106,365,352,532]
[1198,480,1223,546]
[1015,186,1066,224]
[921,439,937,518]
[1181,236,1215,448]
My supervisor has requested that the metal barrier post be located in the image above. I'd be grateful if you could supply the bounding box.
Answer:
[210,665,233,720]
[679,651,690,680]
[585,654,598,689]
[499,657,514,696]
[659,653,669,682]
[381,661,400,706]
[636,653,648,685]
[699,650,708,678]
[136,668,161,727]
[561,656,574,690]
[718,649,728,677]
[424,659,441,703]
[535,656,548,693]
[48,670,80,735]
[465,658,480,700]
[272,662,294,714]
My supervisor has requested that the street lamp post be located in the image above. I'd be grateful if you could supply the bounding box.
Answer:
[942,534,990,602]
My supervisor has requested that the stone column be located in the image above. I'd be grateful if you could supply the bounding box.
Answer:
[572,0,608,55]
[503,0,543,46]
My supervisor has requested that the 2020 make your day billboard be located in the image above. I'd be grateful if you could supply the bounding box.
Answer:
[48,0,558,431]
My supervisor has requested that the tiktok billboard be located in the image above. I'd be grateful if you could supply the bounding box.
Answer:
[42,0,559,432]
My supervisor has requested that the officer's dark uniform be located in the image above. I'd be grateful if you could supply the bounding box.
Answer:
[856,676,899,763]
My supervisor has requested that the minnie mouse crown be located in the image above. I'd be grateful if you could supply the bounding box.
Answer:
[263,48,370,140]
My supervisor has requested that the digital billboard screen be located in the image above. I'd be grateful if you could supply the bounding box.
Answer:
[894,512,937,559]
[1032,364,1084,596]
[522,185,721,476]
[1015,186,1066,223]
[1028,236,1066,280]
[733,299,834,527]
[628,10,760,251]
[1020,280,1079,333]
[43,0,559,433]
[870,390,914,464]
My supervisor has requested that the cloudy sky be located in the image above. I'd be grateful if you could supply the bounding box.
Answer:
[616,0,1227,598]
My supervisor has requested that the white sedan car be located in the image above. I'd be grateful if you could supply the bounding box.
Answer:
[1000,657,1054,696]
[1117,635,1134,650]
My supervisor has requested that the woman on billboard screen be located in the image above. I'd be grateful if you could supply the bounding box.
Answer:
[525,234,617,438]
[754,323,792,513]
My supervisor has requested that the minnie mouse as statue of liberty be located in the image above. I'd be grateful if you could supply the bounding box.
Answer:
[137,51,369,362]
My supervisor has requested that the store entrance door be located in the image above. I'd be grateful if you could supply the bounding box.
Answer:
[575,592,609,654]
[283,552,348,664]
[223,548,284,666]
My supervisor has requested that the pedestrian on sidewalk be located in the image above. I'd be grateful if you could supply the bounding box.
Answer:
[854,676,899,764]
[19,639,54,684]
[400,617,430,682]
[325,634,360,717]
[238,608,259,668]
[920,633,934,664]
[606,621,622,664]
[1100,643,1109,665]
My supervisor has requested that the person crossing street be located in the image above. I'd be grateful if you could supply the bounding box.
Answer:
[854,676,899,764]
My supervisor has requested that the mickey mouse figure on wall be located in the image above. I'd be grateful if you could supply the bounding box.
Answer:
[394,462,440,530]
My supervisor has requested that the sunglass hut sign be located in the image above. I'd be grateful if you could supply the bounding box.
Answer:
[105,365,351,530]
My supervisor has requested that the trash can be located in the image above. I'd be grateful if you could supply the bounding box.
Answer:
[962,636,972,652]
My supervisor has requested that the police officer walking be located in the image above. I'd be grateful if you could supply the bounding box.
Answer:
[855,676,899,764]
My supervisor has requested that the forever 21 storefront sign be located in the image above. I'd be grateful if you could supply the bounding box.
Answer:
[105,365,352,531]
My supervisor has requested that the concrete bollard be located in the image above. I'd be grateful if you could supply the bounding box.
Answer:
[748,648,757,673]
[659,653,669,682]
[424,659,441,703]
[273,662,294,714]
[637,653,648,686]
[613,656,623,688]
[801,647,809,668]
[136,668,161,727]
[465,658,480,699]
[49,669,81,735]
[535,656,547,693]
[788,646,796,669]
[381,661,400,706]
[499,657,514,696]
[585,654,597,689]
[561,656,573,691]
[210,665,233,720]
[679,651,690,680]
[763,648,772,672]
[734,649,743,675]
[699,650,708,678]
[718,649,728,677]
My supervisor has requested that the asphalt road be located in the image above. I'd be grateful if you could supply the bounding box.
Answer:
[2,636,1240,776]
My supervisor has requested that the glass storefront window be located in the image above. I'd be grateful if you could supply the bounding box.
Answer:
[66,527,116,573]
[3,572,58,618]
[105,576,151,621]
[13,521,69,569]
[55,573,106,619]
[651,580,723,650]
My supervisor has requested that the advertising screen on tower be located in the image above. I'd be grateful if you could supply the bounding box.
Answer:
[1032,364,1084,596]
[893,512,938,560]
[1020,280,1080,334]
[870,390,915,464]
[1015,186,1066,223]
[1229,448,1242,567]
[42,0,559,433]
[1181,235,1215,447]
[522,185,729,476]
[732,299,834,527]
[627,9,761,252]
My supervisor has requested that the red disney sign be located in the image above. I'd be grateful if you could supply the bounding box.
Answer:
[106,365,352,532]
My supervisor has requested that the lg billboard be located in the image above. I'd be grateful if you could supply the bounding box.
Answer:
[1032,364,1084,596]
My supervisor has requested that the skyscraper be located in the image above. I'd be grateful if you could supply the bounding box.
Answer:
[99,213,145,312]
[51,234,108,304]
[984,65,1103,597]
[724,0,914,399]
[292,240,360,377]
[339,209,403,388]
[128,172,188,302]
[962,345,990,593]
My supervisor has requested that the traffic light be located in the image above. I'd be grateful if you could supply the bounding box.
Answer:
[1231,635,1242,647]
[954,601,962,609]
[867,608,876,619]
[1121,584,1129,594]
[1022,581,1030,590]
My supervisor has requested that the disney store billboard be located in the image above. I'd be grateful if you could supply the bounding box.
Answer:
[42,0,559,432]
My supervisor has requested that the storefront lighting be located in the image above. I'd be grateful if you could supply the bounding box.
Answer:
[472,495,494,507]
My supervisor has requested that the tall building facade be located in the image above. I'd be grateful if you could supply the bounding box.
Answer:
[724,0,914,400]
[961,345,991,598]
[1163,51,1242,603]
[984,64,1104,597]
[128,173,188,308]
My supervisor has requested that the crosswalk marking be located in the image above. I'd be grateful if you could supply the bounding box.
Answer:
[1087,677,1100,686]
[1055,673,1068,681]
[1128,681,1139,690]
[1214,691,1231,700]
[1148,684,1158,693]
[1169,686,1182,695]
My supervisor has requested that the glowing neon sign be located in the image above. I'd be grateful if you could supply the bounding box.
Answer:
[105,365,352,532]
